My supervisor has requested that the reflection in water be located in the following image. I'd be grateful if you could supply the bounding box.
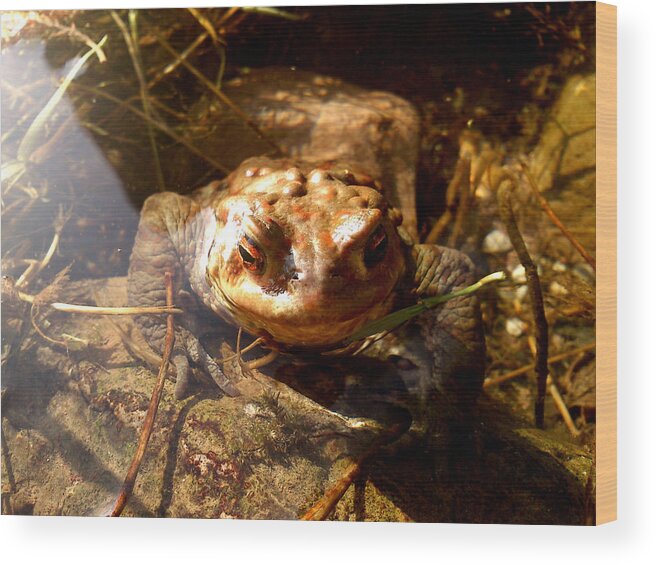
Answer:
[2,40,138,280]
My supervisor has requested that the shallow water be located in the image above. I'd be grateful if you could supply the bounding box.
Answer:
[1,5,596,522]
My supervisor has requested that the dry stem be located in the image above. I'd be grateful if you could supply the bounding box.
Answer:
[483,341,595,388]
[50,303,183,315]
[527,336,580,437]
[111,271,176,517]
[425,156,470,244]
[300,421,406,521]
[497,179,549,428]
[447,157,472,248]
[71,83,230,174]
[112,10,166,192]
[155,35,283,156]
[521,162,596,270]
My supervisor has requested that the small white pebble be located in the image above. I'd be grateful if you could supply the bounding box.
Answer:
[511,264,527,283]
[482,229,513,254]
[515,284,528,301]
[549,281,569,296]
[506,317,527,337]
[552,261,567,273]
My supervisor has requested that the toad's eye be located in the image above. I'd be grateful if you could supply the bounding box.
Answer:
[364,225,388,268]
[238,235,265,274]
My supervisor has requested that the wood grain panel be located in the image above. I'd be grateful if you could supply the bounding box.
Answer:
[595,1,617,525]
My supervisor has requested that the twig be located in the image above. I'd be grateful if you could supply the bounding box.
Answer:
[29,303,67,347]
[187,8,224,45]
[31,13,108,63]
[527,336,580,437]
[112,10,166,193]
[155,35,284,156]
[216,6,241,27]
[548,375,580,437]
[300,421,406,521]
[447,157,472,248]
[301,458,362,521]
[497,179,549,428]
[147,32,208,90]
[28,110,79,164]
[111,272,176,517]
[9,285,182,317]
[15,207,69,289]
[521,162,596,270]
[71,82,230,174]
[50,303,183,315]
[425,156,470,244]
[483,341,595,388]
[424,210,452,245]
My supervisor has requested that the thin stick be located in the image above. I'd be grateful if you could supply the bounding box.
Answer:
[521,162,596,270]
[548,375,580,437]
[32,13,108,63]
[71,83,230,174]
[527,336,580,437]
[300,421,405,521]
[425,157,470,244]
[15,208,68,289]
[497,179,549,428]
[111,272,176,517]
[301,458,362,521]
[30,305,67,347]
[112,10,166,193]
[483,341,595,388]
[147,32,207,90]
[447,157,472,248]
[155,35,283,156]
[424,210,452,245]
[50,303,183,315]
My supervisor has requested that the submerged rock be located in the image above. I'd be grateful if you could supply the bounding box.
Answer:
[1,277,592,523]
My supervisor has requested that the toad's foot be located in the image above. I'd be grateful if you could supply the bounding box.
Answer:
[172,327,241,399]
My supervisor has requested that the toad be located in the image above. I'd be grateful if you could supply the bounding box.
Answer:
[128,69,484,407]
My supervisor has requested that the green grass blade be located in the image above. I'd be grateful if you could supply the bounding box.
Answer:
[346,271,505,343]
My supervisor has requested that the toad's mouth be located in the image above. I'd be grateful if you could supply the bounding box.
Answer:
[224,288,398,349]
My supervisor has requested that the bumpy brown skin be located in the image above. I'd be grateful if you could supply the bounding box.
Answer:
[128,156,484,404]
[129,69,484,404]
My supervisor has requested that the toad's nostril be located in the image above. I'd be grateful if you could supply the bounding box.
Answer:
[291,272,300,280]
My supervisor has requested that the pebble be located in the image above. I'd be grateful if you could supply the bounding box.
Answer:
[515,284,528,301]
[511,264,527,283]
[506,317,527,337]
[552,261,567,273]
[549,281,569,296]
[482,229,513,254]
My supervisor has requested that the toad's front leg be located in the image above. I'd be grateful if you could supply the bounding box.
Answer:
[128,191,240,399]
[410,244,486,409]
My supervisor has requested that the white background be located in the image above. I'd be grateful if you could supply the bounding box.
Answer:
[1,0,654,563]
